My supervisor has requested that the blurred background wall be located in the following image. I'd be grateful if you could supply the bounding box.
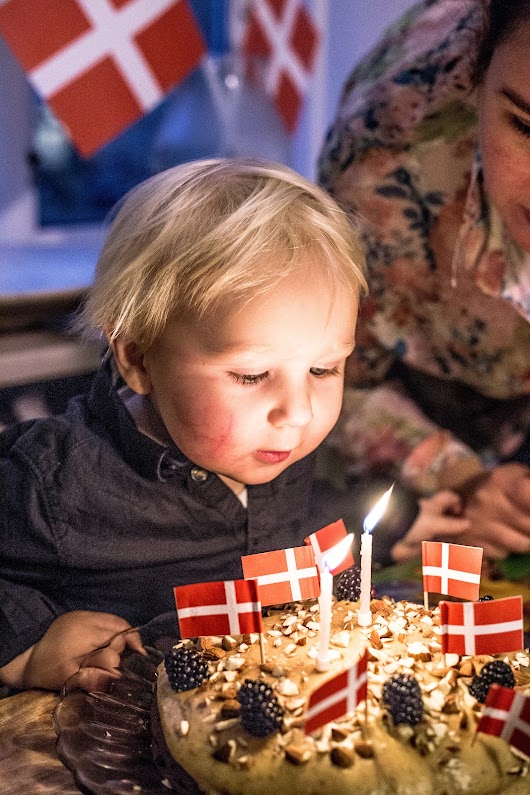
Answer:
[0,0,415,234]
[0,0,415,425]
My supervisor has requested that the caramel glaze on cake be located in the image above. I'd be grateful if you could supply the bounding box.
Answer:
[154,597,530,795]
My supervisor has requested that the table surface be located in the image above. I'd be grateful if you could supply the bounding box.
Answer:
[0,690,78,795]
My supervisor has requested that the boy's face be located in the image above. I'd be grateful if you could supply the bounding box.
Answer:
[124,265,358,491]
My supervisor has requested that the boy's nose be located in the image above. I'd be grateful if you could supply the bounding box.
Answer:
[268,384,313,428]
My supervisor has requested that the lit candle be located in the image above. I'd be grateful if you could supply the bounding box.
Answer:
[315,533,354,671]
[357,485,394,627]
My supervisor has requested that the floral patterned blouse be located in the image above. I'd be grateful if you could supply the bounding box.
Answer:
[319,0,530,494]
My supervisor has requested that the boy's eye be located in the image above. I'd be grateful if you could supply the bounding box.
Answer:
[310,366,341,378]
[511,115,530,140]
[230,372,268,386]
[229,366,341,385]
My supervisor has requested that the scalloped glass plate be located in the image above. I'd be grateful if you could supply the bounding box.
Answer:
[51,615,185,795]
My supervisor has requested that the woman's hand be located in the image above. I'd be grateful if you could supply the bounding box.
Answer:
[461,463,530,559]
[0,610,145,691]
[391,490,470,563]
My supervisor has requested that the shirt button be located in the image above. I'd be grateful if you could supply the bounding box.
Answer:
[190,467,208,482]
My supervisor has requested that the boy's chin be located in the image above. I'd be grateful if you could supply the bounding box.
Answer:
[191,459,292,492]
[223,456,303,488]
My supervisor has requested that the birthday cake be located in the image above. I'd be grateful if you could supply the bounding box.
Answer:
[152,588,530,795]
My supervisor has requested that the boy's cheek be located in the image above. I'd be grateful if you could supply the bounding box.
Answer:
[322,388,346,427]
[196,414,237,455]
[172,400,240,457]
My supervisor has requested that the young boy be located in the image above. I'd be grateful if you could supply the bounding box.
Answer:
[0,159,469,691]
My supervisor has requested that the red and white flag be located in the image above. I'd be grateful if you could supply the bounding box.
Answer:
[305,649,368,735]
[242,545,319,606]
[439,596,524,656]
[422,541,482,601]
[478,684,530,758]
[242,0,319,133]
[174,579,263,638]
[305,519,354,576]
[0,0,206,157]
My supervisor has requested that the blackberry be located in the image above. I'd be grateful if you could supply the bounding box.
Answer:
[479,595,494,601]
[237,679,284,737]
[468,676,489,703]
[336,566,376,601]
[164,646,209,692]
[382,673,423,726]
[469,660,515,703]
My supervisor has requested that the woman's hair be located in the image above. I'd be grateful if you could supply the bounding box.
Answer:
[474,0,530,83]
[77,158,367,349]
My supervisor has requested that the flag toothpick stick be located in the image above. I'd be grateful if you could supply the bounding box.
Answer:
[259,632,266,666]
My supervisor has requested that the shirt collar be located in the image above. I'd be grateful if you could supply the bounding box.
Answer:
[87,353,190,480]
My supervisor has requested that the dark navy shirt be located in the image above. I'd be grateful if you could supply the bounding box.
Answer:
[0,360,332,667]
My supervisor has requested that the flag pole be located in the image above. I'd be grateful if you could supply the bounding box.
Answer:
[424,590,429,610]
[259,632,266,665]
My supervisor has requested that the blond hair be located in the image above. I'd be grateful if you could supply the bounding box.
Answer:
[78,157,367,349]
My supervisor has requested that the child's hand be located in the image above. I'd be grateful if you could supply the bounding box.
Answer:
[0,610,145,691]
[391,491,471,563]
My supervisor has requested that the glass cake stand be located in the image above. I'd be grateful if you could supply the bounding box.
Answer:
[52,614,181,795]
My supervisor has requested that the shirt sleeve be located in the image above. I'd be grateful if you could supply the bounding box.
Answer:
[0,433,63,668]
[0,580,61,668]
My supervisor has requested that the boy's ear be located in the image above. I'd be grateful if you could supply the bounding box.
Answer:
[106,331,152,395]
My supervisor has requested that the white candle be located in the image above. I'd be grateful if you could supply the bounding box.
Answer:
[357,485,394,628]
[357,531,373,627]
[315,563,333,671]
[315,533,354,672]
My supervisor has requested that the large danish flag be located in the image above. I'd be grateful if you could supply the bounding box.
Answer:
[422,541,483,601]
[0,0,206,157]
[242,0,319,133]
[174,579,263,638]
[242,546,319,606]
[478,684,530,758]
[305,649,368,735]
[439,596,524,656]
[305,519,354,576]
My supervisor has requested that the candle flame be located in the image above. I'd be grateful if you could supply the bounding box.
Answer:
[321,533,354,572]
[363,484,394,534]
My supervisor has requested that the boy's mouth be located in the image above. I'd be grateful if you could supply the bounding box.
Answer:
[254,450,292,464]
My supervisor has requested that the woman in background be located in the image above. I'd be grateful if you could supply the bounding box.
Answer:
[319,0,530,563]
